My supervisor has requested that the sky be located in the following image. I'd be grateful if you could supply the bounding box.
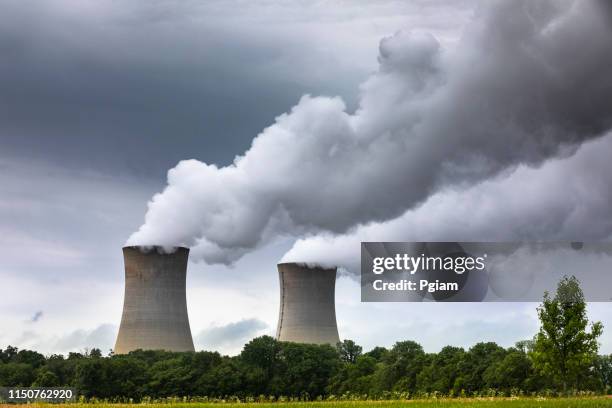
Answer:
[1,0,611,356]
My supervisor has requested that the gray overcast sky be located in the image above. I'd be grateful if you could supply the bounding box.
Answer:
[0,0,472,177]
[1,0,611,356]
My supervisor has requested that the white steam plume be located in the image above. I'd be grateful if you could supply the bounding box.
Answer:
[283,133,612,274]
[128,0,612,265]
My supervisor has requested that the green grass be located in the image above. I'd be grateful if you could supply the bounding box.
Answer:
[27,398,612,408]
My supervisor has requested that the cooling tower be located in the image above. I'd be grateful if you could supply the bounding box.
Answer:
[114,246,195,354]
[276,262,340,345]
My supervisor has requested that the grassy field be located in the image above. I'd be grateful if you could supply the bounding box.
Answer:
[21,398,612,408]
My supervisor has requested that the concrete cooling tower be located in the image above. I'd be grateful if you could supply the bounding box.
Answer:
[276,262,340,345]
[114,246,195,354]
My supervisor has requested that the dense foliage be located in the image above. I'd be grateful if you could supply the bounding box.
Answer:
[1,338,610,400]
[532,276,603,392]
[1,277,609,400]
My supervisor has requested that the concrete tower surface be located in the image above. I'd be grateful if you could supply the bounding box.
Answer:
[114,246,195,354]
[276,262,340,345]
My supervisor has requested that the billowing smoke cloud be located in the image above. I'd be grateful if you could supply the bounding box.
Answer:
[283,133,612,274]
[128,0,612,265]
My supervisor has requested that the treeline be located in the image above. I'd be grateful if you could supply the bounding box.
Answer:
[1,338,610,400]
[2,276,609,400]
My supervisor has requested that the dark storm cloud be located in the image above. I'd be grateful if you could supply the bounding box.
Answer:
[0,7,289,175]
[0,1,361,176]
[0,0,469,178]
[129,0,612,264]
[0,156,156,283]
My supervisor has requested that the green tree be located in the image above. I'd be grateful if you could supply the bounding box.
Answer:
[44,354,72,385]
[531,276,603,393]
[33,369,60,387]
[364,346,389,362]
[0,346,19,363]
[270,342,340,398]
[483,347,533,392]
[594,354,612,394]
[0,362,35,386]
[376,340,426,393]
[454,342,506,393]
[336,340,363,364]
[197,357,245,397]
[328,355,377,395]
[240,336,280,396]
[241,336,279,377]
[416,346,464,394]
[72,358,106,398]
[147,354,196,397]
[14,349,46,368]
